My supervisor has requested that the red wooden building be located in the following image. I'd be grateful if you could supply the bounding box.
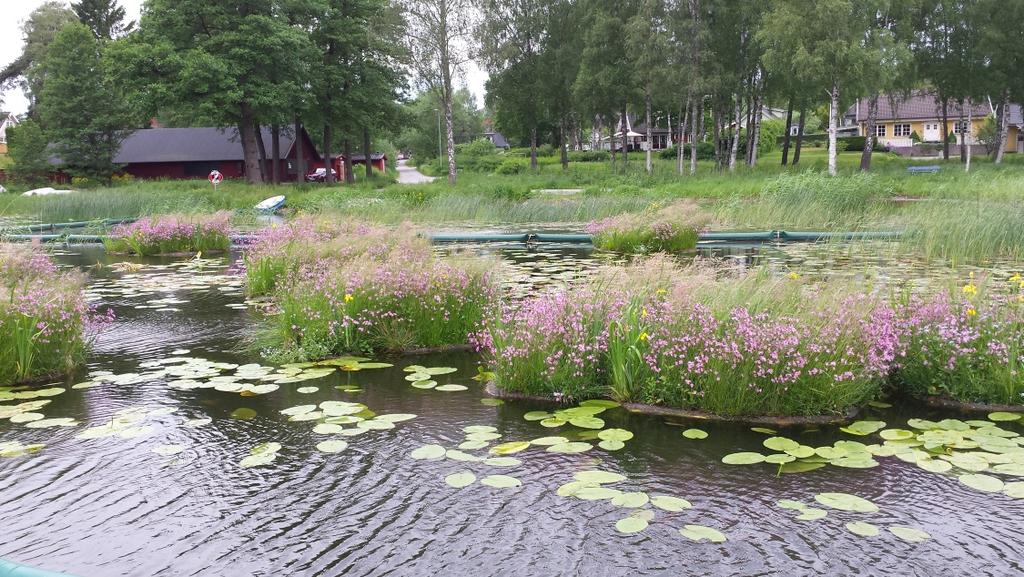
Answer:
[113,126,322,181]
[328,153,388,181]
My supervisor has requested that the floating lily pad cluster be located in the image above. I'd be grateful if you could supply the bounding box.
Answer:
[88,258,247,310]
[558,469,725,541]
[777,493,931,542]
[723,414,1024,500]
[76,405,177,440]
[403,365,467,391]
[0,440,46,458]
[522,400,633,451]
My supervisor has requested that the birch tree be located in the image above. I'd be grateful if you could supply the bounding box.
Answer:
[405,0,475,185]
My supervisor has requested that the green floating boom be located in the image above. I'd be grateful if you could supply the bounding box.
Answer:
[0,558,80,577]
[426,230,902,244]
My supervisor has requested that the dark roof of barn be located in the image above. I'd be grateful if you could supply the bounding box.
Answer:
[112,126,316,164]
[485,131,510,148]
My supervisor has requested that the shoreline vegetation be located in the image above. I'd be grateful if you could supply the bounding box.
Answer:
[0,244,96,385]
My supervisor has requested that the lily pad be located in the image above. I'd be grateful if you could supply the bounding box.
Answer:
[1003,481,1024,499]
[574,486,622,500]
[459,440,490,451]
[598,440,625,451]
[230,407,257,420]
[615,516,648,534]
[750,427,776,435]
[464,425,498,434]
[682,428,708,440]
[239,452,277,468]
[795,508,827,521]
[989,412,1022,422]
[540,418,567,428]
[765,453,796,465]
[316,440,349,453]
[880,429,915,441]
[580,399,620,408]
[411,380,437,389]
[489,441,531,455]
[889,526,931,543]
[846,521,879,537]
[597,428,633,442]
[959,473,1005,492]
[722,452,766,465]
[679,524,726,543]
[611,491,650,508]
[445,471,476,488]
[410,444,446,460]
[312,424,344,435]
[763,437,799,452]
[569,416,605,429]
[841,421,887,436]
[523,411,552,421]
[917,459,953,474]
[435,384,468,392]
[546,441,592,454]
[480,399,504,406]
[650,495,691,511]
[375,413,416,423]
[574,470,626,484]
[814,492,879,513]
[531,436,570,446]
[480,474,521,489]
[483,457,521,467]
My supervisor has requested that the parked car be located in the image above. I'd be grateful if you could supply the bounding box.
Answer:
[306,168,338,182]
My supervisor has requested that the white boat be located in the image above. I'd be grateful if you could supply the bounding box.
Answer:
[22,187,76,197]
[255,195,286,212]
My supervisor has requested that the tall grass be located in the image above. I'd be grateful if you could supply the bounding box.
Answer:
[0,244,93,384]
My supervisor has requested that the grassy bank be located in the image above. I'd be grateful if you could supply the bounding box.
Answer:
[0,244,93,384]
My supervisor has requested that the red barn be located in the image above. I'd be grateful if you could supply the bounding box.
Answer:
[114,126,322,181]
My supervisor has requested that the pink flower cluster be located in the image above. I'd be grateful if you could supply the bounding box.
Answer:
[111,212,233,243]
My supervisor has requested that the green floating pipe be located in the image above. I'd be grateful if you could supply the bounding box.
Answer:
[426,230,903,244]
[0,558,80,577]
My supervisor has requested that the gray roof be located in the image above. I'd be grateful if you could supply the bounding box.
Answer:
[485,131,510,148]
[113,126,314,164]
[347,153,387,162]
[843,91,994,122]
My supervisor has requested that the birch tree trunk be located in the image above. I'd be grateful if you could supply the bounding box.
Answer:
[728,95,741,172]
[827,82,839,176]
[645,90,653,174]
[941,98,950,161]
[965,99,972,172]
[749,88,762,167]
[677,98,688,174]
[559,120,568,169]
[689,97,699,175]
[959,105,967,164]
[530,126,538,170]
[995,89,1009,164]
[620,103,629,166]
[860,94,878,171]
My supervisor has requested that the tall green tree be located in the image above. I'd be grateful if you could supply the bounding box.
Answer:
[138,0,312,184]
[72,0,135,39]
[38,23,136,182]
[0,2,78,114]
[5,119,52,184]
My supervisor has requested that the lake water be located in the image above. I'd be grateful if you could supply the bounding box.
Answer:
[0,245,1022,577]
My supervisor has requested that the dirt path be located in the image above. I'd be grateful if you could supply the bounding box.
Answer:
[396,159,436,184]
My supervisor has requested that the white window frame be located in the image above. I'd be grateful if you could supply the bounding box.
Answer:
[954,121,970,134]
[874,124,887,137]
[894,124,911,137]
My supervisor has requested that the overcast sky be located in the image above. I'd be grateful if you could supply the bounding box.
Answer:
[1,0,486,116]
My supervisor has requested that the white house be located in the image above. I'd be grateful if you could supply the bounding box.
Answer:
[0,112,19,154]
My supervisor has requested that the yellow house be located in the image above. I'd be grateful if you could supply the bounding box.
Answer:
[842,92,1022,153]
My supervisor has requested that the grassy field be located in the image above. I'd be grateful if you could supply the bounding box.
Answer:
[3,149,1024,261]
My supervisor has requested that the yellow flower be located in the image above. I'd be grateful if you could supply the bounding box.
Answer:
[787,272,800,280]
[962,284,977,296]
[1018,294,1024,303]
[344,294,354,303]
[1011,273,1022,283]
[638,332,649,342]
[655,288,667,296]
[967,308,977,317]
[641,308,649,319]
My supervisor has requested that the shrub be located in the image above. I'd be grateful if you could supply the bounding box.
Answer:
[495,158,527,175]
[0,244,97,384]
[658,142,715,161]
[587,200,712,254]
[568,150,610,162]
[105,212,233,256]
[910,130,922,143]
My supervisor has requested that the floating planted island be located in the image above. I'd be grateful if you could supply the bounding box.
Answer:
[587,200,712,254]
[104,212,233,256]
